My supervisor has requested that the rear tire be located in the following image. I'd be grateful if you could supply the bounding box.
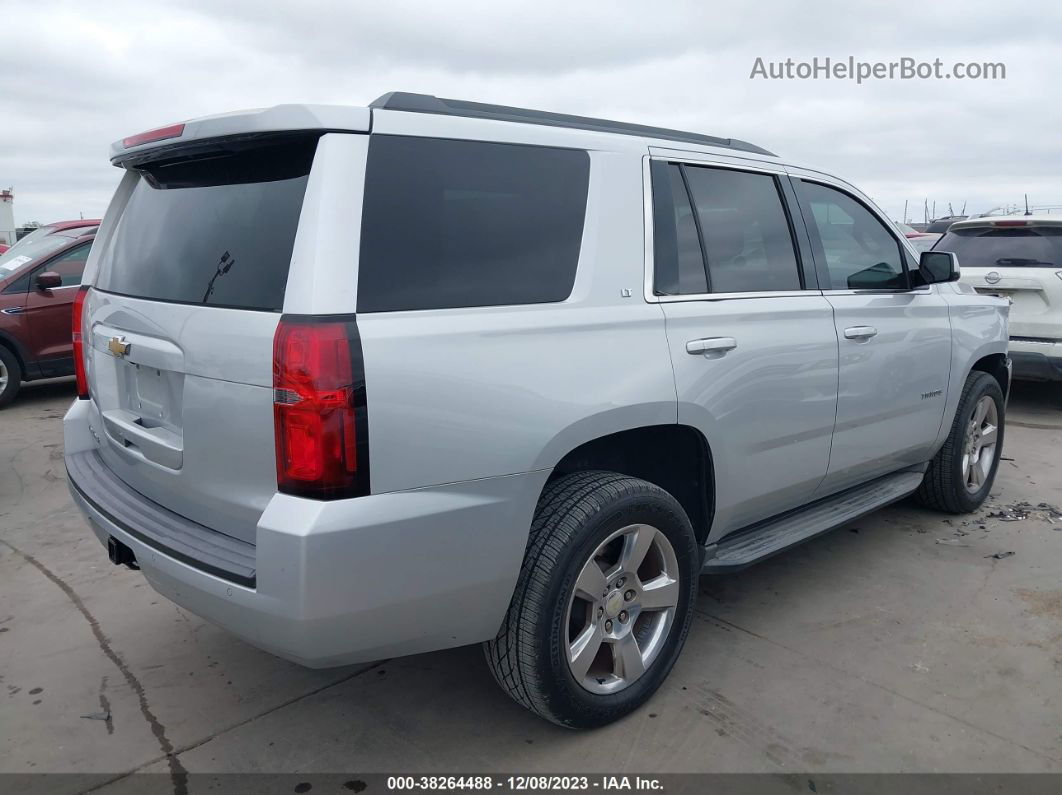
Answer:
[916,371,1005,513]
[484,471,698,728]
[0,346,22,408]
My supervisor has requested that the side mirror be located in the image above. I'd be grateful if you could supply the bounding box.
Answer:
[918,251,960,285]
[35,271,63,290]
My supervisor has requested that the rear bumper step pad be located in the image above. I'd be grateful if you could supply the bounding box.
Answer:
[66,450,256,587]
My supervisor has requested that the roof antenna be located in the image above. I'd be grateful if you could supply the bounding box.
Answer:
[1024,193,1031,216]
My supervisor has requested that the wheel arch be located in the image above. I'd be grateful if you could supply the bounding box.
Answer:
[970,352,1011,400]
[0,330,30,377]
[546,423,715,547]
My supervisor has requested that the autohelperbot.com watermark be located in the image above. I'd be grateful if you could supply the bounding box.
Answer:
[750,56,1006,83]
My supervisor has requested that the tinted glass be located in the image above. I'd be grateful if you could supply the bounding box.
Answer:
[798,181,906,290]
[683,166,801,293]
[652,162,707,295]
[358,136,589,313]
[935,226,1062,268]
[96,137,316,311]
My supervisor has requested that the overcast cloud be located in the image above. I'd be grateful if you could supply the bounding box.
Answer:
[2,0,1059,225]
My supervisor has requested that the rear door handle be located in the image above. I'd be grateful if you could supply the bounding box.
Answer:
[843,326,878,340]
[686,337,737,355]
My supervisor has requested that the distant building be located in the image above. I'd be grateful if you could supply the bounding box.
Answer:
[0,189,15,247]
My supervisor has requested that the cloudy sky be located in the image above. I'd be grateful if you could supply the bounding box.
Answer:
[2,0,1059,226]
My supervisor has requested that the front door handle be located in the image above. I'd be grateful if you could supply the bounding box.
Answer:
[686,337,737,355]
[843,326,878,340]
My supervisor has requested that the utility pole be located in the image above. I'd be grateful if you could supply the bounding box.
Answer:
[903,200,908,224]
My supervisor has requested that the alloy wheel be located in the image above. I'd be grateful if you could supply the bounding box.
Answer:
[564,523,680,694]
[962,395,999,493]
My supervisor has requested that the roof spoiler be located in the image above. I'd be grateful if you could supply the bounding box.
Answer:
[111,104,372,167]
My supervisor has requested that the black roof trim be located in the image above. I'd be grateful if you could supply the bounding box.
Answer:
[370,92,776,157]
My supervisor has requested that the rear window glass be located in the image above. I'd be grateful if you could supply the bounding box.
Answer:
[358,135,590,313]
[96,137,317,311]
[935,226,1062,268]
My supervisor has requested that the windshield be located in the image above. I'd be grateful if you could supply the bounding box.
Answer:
[2,225,51,256]
[935,226,1062,268]
[0,231,77,275]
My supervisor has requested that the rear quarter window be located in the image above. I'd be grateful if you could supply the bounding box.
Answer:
[357,135,590,313]
[96,136,317,311]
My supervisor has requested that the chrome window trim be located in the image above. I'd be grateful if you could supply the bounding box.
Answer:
[648,146,786,174]
[820,287,933,296]
[642,154,816,304]
[642,155,656,303]
[654,289,821,303]
[37,283,83,292]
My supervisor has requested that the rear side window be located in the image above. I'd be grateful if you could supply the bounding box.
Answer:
[652,162,802,294]
[96,137,317,311]
[797,180,907,290]
[684,166,802,293]
[651,162,707,295]
[936,226,1062,268]
[358,136,590,313]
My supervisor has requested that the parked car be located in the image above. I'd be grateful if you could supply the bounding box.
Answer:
[939,215,1062,381]
[895,221,941,252]
[65,94,1010,728]
[0,227,96,406]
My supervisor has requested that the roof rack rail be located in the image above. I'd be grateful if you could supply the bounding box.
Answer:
[370,92,776,157]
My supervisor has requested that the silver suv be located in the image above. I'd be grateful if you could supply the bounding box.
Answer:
[65,93,1010,728]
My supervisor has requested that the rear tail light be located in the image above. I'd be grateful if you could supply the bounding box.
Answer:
[122,123,185,149]
[992,220,1029,227]
[273,315,369,500]
[72,286,90,399]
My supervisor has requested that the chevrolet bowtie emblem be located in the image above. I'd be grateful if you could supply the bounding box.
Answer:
[108,336,131,358]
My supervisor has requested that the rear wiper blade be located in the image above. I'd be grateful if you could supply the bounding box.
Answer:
[996,257,1055,266]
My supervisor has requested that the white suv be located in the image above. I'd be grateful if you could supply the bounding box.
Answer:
[65,92,1010,727]
[943,215,1062,380]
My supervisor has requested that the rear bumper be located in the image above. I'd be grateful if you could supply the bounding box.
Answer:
[64,400,547,667]
[1009,339,1062,382]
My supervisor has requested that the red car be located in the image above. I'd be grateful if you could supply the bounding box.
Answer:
[0,226,96,406]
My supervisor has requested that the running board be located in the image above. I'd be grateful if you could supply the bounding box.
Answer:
[701,470,925,573]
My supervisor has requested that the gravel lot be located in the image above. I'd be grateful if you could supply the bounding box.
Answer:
[2,378,1060,789]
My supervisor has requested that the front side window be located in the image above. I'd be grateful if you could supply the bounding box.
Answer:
[43,242,92,286]
[797,181,907,290]
[3,241,92,293]
[358,136,590,313]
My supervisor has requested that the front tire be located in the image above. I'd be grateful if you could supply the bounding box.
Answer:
[485,471,698,728]
[0,346,22,408]
[916,371,1005,513]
